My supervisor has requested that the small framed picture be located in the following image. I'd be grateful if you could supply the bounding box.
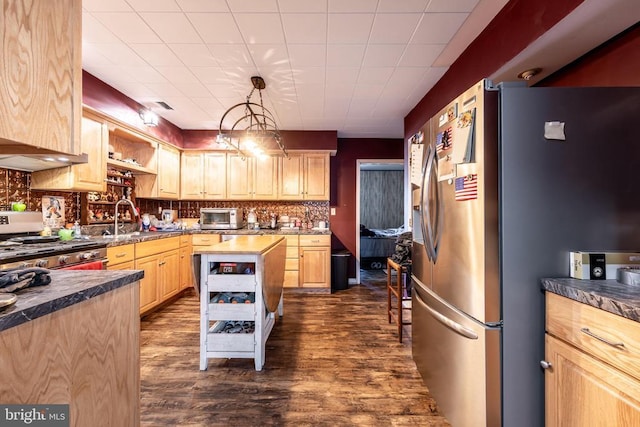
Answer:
[42,196,65,229]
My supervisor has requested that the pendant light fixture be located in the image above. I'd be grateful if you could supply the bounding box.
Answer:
[216,76,287,158]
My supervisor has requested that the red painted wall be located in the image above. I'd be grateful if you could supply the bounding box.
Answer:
[182,129,337,151]
[537,22,640,87]
[330,138,404,276]
[82,72,184,147]
[404,0,585,137]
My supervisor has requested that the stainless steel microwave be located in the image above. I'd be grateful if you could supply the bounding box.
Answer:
[200,208,241,230]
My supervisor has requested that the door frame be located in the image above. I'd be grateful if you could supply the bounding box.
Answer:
[356,159,404,284]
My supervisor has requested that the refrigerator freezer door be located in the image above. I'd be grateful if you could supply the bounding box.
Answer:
[412,275,501,427]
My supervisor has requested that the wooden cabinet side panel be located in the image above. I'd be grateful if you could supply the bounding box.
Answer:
[0,284,140,426]
[180,244,193,290]
[0,0,81,154]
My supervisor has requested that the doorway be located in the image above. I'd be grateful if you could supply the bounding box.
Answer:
[356,159,404,285]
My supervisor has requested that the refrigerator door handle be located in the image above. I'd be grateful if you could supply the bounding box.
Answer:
[414,289,479,340]
[420,143,438,261]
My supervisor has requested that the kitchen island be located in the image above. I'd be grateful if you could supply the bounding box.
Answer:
[195,235,286,371]
[0,270,143,427]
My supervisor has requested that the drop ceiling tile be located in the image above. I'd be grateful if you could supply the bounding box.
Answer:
[190,97,225,111]
[188,66,229,84]
[204,83,244,99]
[288,45,326,67]
[235,14,286,44]
[325,67,360,85]
[120,65,168,83]
[357,67,394,84]
[187,13,244,44]
[155,66,200,84]
[144,82,185,98]
[326,44,366,67]
[168,44,218,66]
[91,13,162,44]
[129,43,184,67]
[327,14,375,44]
[173,81,212,98]
[377,0,429,13]
[207,44,253,67]
[323,98,350,115]
[248,44,290,67]
[277,0,327,13]
[324,83,356,99]
[176,0,230,12]
[352,83,384,99]
[227,0,279,13]
[82,0,132,12]
[398,43,445,66]
[82,46,113,67]
[291,67,325,84]
[90,43,148,67]
[369,14,422,44]
[82,13,122,43]
[282,14,327,44]
[412,13,469,44]
[140,12,201,43]
[362,44,406,67]
[328,0,377,13]
[126,0,182,12]
[426,0,480,12]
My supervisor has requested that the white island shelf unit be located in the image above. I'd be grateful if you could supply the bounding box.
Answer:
[195,235,286,371]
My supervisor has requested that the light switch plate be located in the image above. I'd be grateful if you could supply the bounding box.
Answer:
[330,208,336,216]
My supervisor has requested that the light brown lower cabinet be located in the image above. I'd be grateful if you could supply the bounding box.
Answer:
[179,234,193,290]
[545,292,640,426]
[136,237,180,315]
[299,235,330,288]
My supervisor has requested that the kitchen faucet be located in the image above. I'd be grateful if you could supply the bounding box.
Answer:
[114,199,138,239]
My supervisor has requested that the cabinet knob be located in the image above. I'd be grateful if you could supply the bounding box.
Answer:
[540,360,552,370]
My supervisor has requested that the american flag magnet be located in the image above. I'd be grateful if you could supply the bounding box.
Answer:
[454,174,478,201]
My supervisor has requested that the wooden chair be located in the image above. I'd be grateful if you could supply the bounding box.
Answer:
[386,258,411,343]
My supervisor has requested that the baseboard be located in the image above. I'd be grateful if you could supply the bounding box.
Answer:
[349,278,357,285]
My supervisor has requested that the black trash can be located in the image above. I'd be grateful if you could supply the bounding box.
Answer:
[331,250,350,292]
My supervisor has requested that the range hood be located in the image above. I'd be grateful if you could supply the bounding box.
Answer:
[0,153,89,172]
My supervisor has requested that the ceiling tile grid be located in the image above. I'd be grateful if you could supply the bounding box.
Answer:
[82,0,507,138]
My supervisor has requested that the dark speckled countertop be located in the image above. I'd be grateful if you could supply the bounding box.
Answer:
[0,270,144,332]
[541,278,640,322]
[97,227,331,247]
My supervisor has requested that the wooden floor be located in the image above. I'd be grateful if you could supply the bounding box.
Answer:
[140,269,450,426]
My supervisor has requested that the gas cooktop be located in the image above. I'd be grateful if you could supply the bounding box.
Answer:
[0,239,107,265]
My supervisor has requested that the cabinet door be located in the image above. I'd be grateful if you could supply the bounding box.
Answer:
[160,249,181,300]
[545,334,640,427]
[226,154,252,200]
[157,144,180,199]
[0,0,81,155]
[254,156,278,200]
[203,152,227,199]
[300,246,330,288]
[136,255,160,314]
[278,155,303,200]
[179,244,193,290]
[30,115,108,191]
[181,152,204,199]
[304,153,330,200]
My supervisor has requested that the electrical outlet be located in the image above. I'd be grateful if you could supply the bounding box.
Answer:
[330,208,336,216]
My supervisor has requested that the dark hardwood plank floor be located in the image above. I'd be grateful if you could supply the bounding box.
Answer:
[140,269,450,426]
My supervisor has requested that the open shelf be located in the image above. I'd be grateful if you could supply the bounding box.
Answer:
[107,159,155,175]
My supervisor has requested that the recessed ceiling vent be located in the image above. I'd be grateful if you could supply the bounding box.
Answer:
[156,101,174,110]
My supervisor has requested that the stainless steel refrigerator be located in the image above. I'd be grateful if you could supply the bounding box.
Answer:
[411,79,640,427]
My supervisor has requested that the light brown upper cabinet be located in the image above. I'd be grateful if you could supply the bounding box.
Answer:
[181,152,227,200]
[278,153,330,200]
[0,0,82,155]
[30,111,107,191]
[136,143,180,200]
[227,154,278,200]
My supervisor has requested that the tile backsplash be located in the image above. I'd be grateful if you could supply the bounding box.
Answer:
[0,168,80,226]
[0,168,329,230]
